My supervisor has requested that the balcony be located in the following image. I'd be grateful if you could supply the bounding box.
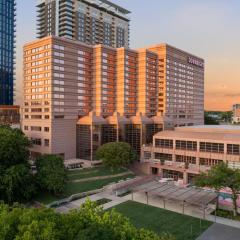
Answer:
[149,160,211,174]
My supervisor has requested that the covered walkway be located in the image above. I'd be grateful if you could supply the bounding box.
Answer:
[112,178,218,219]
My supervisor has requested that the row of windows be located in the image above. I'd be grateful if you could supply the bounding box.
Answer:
[199,142,224,154]
[155,139,240,155]
[176,140,197,151]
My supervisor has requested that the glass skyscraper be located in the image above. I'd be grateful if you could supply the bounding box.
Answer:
[0,0,16,105]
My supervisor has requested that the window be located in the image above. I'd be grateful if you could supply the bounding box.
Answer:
[176,140,197,151]
[200,158,223,166]
[53,45,64,51]
[155,139,173,148]
[154,153,172,161]
[54,115,64,119]
[144,152,151,160]
[227,144,240,155]
[31,126,42,131]
[31,138,42,146]
[176,155,196,164]
[200,142,224,153]
[44,139,50,147]
[44,127,50,132]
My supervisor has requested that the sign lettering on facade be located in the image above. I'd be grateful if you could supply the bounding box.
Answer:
[188,57,204,68]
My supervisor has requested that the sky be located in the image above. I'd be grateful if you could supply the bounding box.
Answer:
[15,0,240,111]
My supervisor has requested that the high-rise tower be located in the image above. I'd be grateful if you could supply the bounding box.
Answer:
[0,0,16,105]
[36,0,130,48]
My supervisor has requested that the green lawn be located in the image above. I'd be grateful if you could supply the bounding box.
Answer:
[68,167,130,181]
[112,201,212,240]
[64,174,134,196]
[35,167,134,205]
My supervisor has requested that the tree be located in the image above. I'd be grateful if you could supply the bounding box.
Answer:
[0,164,36,204]
[221,111,233,123]
[204,112,219,125]
[96,142,137,168]
[36,155,67,195]
[0,200,175,240]
[195,163,240,216]
[0,126,35,204]
[0,126,31,169]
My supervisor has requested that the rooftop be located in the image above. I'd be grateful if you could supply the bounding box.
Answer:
[176,125,240,134]
[155,131,240,143]
[179,125,240,130]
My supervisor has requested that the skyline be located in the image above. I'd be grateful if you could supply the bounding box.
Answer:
[16,0,240,111]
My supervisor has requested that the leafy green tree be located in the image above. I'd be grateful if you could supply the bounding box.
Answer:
[0,126,31,169]
[204,112,219,125]
[0,200,175,240]
[96,142,137,168]
[195,163,240,216]
[221,111,233,123]
[0,164,35,204]
[36,155,67,195]
[0,127,35,204]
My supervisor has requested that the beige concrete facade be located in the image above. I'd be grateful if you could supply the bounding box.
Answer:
[142,125,240,184]
[23,37,93,159]
[22,36,163,159]
[148,44,204,127]
[22,36,205,160]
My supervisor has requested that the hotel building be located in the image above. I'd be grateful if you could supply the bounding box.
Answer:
[148,44,204,127]
[22,36,172,160]
[0,0,16,105]
[141,125,240,184]
[37,0,130,48]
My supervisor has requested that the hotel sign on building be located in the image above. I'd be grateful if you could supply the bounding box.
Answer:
[188,56,204,68]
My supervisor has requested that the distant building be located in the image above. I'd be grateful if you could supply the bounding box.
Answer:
[141,125,240,184]
[0,0,16,105]
[36,0,130,48]
[232,104,240,124]
[0,105,20,125]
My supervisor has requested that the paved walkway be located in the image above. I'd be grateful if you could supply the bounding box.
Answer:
[55,191,128,213]
[197,223,240,240]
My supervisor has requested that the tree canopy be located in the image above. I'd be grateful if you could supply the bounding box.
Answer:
[0,126,31,169]
[96,142,137,168]
[195,163,240,216]
[36,155,67,195]
[0,201,175,240]
[0,164,36,204]
[0,126,35,204]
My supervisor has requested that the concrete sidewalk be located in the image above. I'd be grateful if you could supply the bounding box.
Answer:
[55,191,129,213]
[197,223,240,240]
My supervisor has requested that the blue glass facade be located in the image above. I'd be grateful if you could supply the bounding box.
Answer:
[0,0,15,105]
